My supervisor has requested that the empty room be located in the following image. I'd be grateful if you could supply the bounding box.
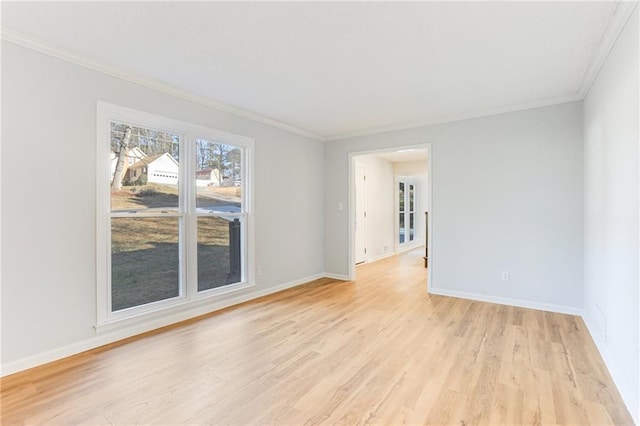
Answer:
[1,1,638,425]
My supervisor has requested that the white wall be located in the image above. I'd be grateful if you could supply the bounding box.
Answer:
[325,102,584,311]
[353,155,394,262]
[583,6,639,423]
[1,42,325,370]
[394,160,428,250]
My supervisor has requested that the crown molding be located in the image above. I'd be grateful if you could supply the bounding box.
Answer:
[2,0,636,145]
[327,0,637,143]
[578,1,638,97]
[326,93,583,141]
[0,28,327,142]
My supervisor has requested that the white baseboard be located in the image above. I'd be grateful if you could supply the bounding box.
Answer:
[323,272,352,281]
[583,314,638,425]
[428,287,584,316]
[0,273,326,377]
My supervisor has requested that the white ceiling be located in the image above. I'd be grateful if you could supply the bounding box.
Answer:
[1,2,629,140]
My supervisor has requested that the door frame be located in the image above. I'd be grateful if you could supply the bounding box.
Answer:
[354,163,367,264]
[347,142,433,292]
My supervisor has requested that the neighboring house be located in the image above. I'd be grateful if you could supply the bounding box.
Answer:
[126,153,179,185]
[196,168,222,187]
[110,147,147,177]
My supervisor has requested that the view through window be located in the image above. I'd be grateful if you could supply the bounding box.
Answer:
[194,138,244,291]
[101,108,250,321]
[110,123,182,311]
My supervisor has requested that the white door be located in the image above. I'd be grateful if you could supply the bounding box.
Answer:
[355,165,367,264]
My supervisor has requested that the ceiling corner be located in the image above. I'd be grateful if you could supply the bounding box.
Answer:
[577,1,638,98]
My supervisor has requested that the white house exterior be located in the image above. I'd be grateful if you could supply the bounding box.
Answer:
[196,168,222,187]
[126,153,179,185]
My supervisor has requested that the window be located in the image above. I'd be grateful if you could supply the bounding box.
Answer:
[97,102,253,327]
[398,180,416,245]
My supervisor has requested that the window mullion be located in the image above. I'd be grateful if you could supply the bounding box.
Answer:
[184,134,198,300]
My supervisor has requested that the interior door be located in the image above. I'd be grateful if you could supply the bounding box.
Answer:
[355,165,367,264]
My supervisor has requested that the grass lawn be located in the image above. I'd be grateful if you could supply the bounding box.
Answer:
[111,184,241,211]
[111,184,241,311]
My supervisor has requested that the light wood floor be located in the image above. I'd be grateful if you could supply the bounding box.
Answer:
[1,248,633,425]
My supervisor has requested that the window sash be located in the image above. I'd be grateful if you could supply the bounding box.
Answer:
[192,213,247,293]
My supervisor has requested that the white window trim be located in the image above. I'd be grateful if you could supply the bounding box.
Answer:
[96,101,255,330]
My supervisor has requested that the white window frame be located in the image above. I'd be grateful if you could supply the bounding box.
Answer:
[96,101,255,329]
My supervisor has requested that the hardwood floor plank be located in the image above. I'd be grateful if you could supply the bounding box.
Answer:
[0,248,633,425]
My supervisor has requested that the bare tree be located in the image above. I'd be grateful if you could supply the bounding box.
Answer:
[227,148,241,184]
[111,127,132,190]
[214,144,231,185]
[196,140,210,170]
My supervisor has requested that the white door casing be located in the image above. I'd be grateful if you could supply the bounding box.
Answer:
[355,164,367,264]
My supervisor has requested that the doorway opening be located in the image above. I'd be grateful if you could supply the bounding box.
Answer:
[349,144,432,288]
